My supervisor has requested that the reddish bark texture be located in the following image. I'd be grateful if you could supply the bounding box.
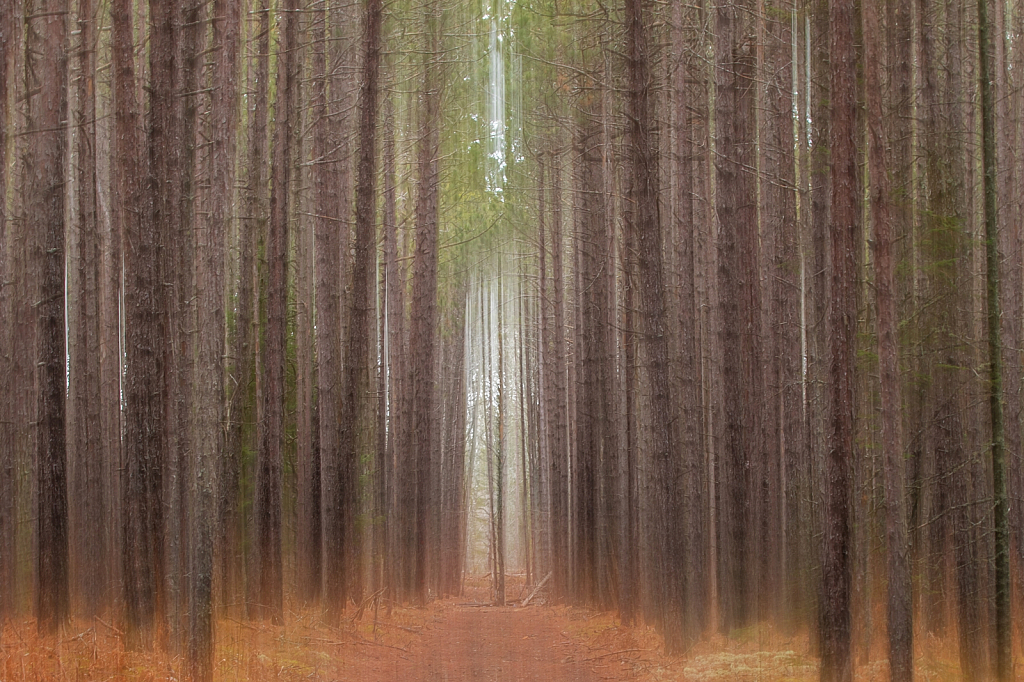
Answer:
[822,0,858,677]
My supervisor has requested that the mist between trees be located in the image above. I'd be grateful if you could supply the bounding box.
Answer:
[0,0,1021,679]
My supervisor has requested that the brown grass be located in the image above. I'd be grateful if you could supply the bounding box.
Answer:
[2,588,1019,681]
[0,599,434,681]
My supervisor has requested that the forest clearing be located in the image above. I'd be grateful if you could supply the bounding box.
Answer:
[3,0,1024,675]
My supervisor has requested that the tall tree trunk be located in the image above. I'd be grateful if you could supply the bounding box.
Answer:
[865,0,912,677]
[226,0,269,611]
[223,0,268,610]
[548,149,569,603]
[573,97,603,608]
[320,0,358,608]
[438,280,468,596]
[312,0,340,610]
[887,0,916,619]
[9,5,40,630]
[992,0,1021,628]
[70,0,106,619]
[978,0,1011,674]
[821,0,857,677]
[410,7,441,603]
[254,0,299,623]
[535,155,552,592]
[295,25,319,604]
[187,0,239,674]
[382,95,405,600]
[0,0,13,622]
[495,268,506,606]
[99,0,124,608]
[484,284,497,599]
[945,0,984,674]
[671,0,706,639]
[518,265,532,589]
[27,0,70,636]
[715,0,758,631]
[626,0,684,652]
[598,76,620,615]
[164,0,204,648]
[117,0,163,648]
[335,0,383,612]
[804,0,831,651]
[760,0,797,627]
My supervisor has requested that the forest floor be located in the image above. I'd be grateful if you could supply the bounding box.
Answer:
[0,577,979,680]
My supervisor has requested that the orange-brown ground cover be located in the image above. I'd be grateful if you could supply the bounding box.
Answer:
[0,579,1005,681]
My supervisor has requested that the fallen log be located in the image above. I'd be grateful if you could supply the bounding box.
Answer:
[520,572,552,607]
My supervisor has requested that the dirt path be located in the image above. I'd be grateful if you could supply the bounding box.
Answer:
[1,598,827,681]
[3,595,658,680]
[378,605,605,681]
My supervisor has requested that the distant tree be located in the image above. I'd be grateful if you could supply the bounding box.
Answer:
[482,281,500,603]
[535,155,552,592]
[547,148,570,603]
[436,279,469,597]
[495,269,507,606]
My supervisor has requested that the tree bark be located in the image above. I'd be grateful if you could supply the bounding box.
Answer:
[164,0,204,648]
[254,0,299,623]
[572,99,603,608]
[548,149,570,604]
[382,95,406,599]
[671,0,706,639]
[821,0,857,677]
[978,0,1012,674]
[187,0,239,674]
[438,280,468,596]
[116,0,163,648]
[27,0,70,636]
[0,0,13,621]
[626,0,684,652]
[69,0,106,619]
[335,0,383,613]
[865,0,912,677]
[715,0,758,631]
[312,0,340,609]
[535,155,552,592]
[99,0,124,609]
[410,10,441,603]
[294,18,319,604]
[226,0,269,611]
